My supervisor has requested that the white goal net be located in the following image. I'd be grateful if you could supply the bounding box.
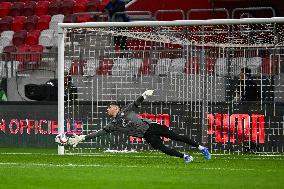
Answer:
[58,18,284,155]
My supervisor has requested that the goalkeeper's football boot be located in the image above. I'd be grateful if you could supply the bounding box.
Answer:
[201,147,211,160]
[184,155,194,163]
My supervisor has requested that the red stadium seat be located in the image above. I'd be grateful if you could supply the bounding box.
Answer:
[25,30,40,45]
[60,0,74,16]
[98,0,108,11]
[87,0,99,12]
[139,59,152,75]
[96,58,114,75]
[23,1,37,17]
[35,1,50,16]
[30,44,43,62]
[36,15,51,31]
[48,0,62,16]
[63,14,73,23]
[73,0,88,13]
[13,30,28,46]
[207,57,216,75]
[2,45,16,61]
[75,14,92,23]
[10,2,25,17]
[0,2,12,18]
[24,15,38,31]
[261,57,278,75]
[69,59,86,75]
[11,16,27,32]
[0,16,13,33]
[16,44,30,62]
[184,57,200,74]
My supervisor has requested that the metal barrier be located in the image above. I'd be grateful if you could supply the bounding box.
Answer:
[113,11,153,21]
[154,9,185,21]
[232,7,276,19]
[187,8,230,19]
[72,12,109,22]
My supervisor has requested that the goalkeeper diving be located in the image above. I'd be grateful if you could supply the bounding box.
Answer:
[56,90,211,163]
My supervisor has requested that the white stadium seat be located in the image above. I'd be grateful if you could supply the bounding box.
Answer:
[39,29,54,47]
[155,58,172,75]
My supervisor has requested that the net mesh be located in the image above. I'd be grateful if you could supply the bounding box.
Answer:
[61,20,284,154]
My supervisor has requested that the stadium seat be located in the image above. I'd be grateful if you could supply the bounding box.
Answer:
[39,29,54,47]
[111,58,129,76]
[127,59,143,76]
[139,59,152,75]
[2,45,16,61]
[30,44,43,62]
[24,15,39,32]
[96,58,114,75]
[13,30,27,46]
[63,14,73,23]
[207,57,216,75]
[0,16,13,33]
[49,14,64,32]
[74,14,92,23]
[261,57,277,75]
[52,33,58,47]
[60,0,74,16]
[15,44,30,62]
[169,58,186,75]
[25,30,40,45]
[86,0,99,12]
[246,57,262,75]
[215,57,228,76]
[155,58,172,75]
[0,30,14,47]
[10,2,25,17]
[184,57,200,74]
[36,15,51,31]
[84,59,100,76]
[35,1,50,16]
[230,57,246,76]
[69,59,86,75]
[23,1,37,17]
[73,0,88,13]
[48,0,62,16]
[0,2,12,18]
[98,0,108,11]
[11,16,27,32]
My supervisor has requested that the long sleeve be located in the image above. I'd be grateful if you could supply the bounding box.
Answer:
[84,129,108,140]
[122,96,145,112]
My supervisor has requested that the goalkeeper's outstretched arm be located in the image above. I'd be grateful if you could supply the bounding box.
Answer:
[124,90,154,112]
[68,129,108,147]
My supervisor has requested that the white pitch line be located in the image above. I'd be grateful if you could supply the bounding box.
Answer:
[0,152,283,160]
[0,162,280,172]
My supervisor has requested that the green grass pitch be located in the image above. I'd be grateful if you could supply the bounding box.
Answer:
[0,148,283,189]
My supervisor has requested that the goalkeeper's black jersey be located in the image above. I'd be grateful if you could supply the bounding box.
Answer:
[103,96,152,137]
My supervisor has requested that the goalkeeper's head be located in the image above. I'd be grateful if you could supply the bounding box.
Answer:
[107,102,121,118]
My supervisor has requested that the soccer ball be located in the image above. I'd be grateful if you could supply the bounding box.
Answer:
[55,133,69,146]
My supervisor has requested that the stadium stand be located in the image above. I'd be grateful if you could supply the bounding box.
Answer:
[10,1,25,17]
[11,16,27,32]
[23,1,37,17]
[35,1,50,16]
[12,30,27,46]
[37,15,52,31]
[0,30,14,47]
[0,16,13,33]
[0,2,12,18]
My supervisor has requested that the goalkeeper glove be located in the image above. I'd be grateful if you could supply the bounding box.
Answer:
[142,90,154,99]
[68,133,86,147]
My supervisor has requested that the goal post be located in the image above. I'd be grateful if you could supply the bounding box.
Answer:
[58,18,284,155]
